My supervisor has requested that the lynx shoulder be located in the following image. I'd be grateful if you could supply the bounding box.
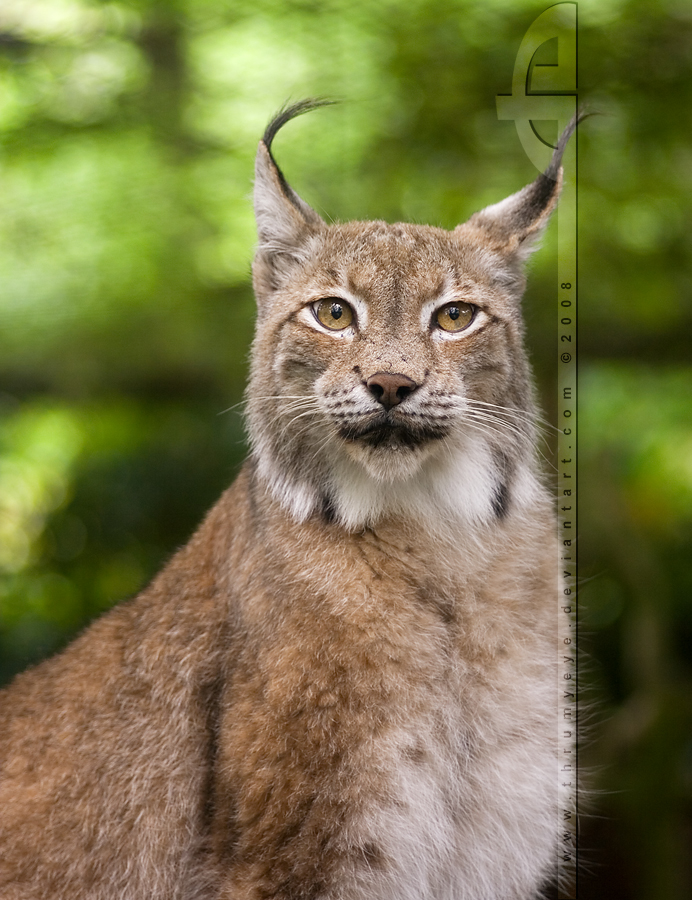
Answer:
[0,101,579,900]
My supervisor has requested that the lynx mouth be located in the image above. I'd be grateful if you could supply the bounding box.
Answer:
[338,414,449,449]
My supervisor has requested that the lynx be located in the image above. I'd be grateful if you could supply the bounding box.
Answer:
[0,100,578,900]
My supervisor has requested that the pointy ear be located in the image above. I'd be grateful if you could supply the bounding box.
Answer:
[254,142,324,253]
[253,100,332,298]
[462,112,583,267]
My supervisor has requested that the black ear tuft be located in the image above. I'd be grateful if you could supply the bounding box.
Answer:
[521,107,592,225]
[253,99,335,300]
[260,99,338,219]
[262,99,338,155]
[543,107,591,183]
[463,109,588,264]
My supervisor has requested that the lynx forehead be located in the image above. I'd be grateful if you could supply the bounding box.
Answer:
[248,100,574,530]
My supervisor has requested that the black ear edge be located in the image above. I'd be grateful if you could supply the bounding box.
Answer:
[512,167,563,239]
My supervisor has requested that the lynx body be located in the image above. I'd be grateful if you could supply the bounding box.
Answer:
[0,102,576,899]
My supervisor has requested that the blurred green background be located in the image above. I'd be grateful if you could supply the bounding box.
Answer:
[0,0,691,897]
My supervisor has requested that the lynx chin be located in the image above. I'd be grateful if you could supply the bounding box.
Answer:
[0,100,580,900]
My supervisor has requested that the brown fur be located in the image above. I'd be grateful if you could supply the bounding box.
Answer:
[0,102,578,899]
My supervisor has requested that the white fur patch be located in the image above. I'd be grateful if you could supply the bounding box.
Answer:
[255,418,543,534]
[341,676,558,900]
[508,464,543,511]
[255,447,320,522]
[327,432,500,531]
[349,741,457,900]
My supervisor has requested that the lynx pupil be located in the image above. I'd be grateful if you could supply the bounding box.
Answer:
[331,303,342,320]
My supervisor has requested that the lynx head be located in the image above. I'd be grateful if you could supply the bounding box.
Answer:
[247,100,578,531]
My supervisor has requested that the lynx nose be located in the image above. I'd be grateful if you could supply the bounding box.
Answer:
[366,372,418,411]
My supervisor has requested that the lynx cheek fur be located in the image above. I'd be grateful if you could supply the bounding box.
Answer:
[0,101,578,900]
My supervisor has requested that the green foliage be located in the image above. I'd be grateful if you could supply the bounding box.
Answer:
[0,397,245,679]
[1,1,691,896]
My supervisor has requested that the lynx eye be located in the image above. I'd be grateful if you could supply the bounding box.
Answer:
[434,301,475,333]
[313,298,354,331]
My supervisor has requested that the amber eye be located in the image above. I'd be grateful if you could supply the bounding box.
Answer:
[434,301,475,333]
[313,298,354,331]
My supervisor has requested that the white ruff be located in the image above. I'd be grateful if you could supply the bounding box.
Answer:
[257,430,542,532]
[329,434,497,531]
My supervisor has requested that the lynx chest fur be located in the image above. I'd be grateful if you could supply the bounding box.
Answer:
[0,101,576,900]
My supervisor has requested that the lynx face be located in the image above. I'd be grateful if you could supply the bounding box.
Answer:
[248,101,567,530]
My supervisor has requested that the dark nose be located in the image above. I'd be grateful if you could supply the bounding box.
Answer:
[366,372,418,411]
